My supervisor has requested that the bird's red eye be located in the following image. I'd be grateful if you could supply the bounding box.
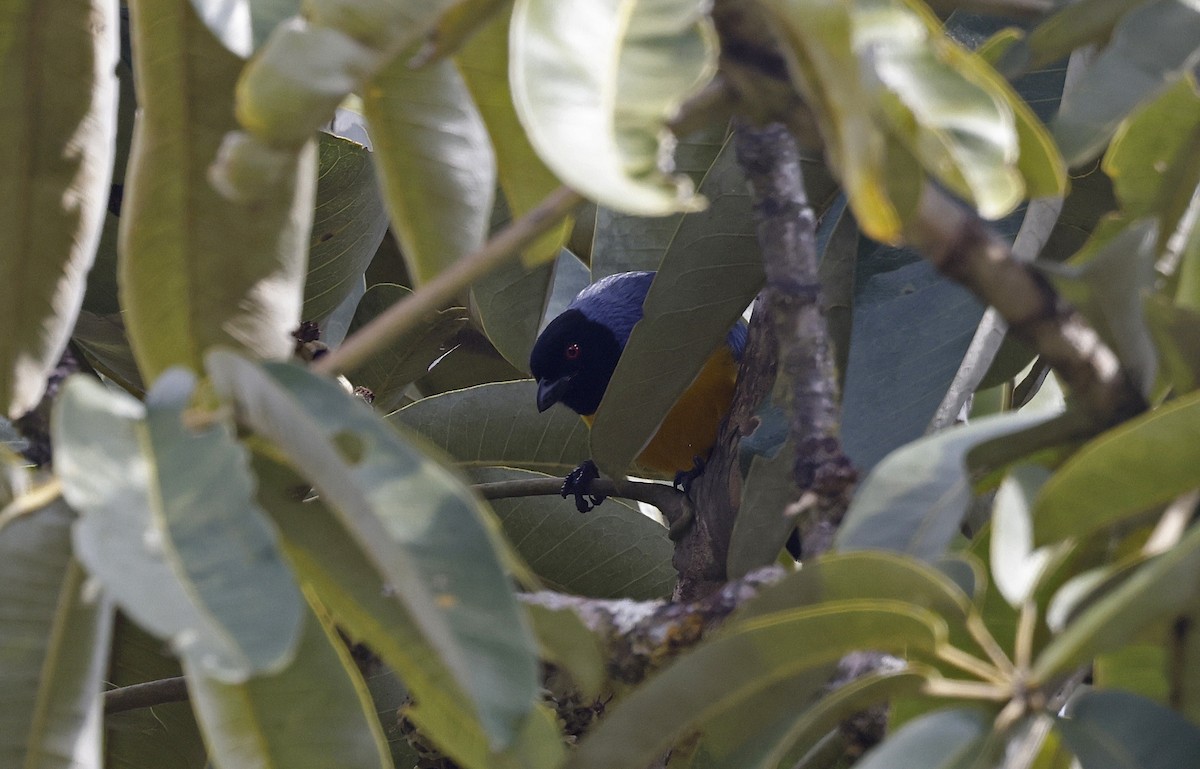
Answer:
[564,343,581,361]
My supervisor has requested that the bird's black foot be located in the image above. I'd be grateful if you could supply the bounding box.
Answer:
[562,459,606,513]
[673,455,706,494]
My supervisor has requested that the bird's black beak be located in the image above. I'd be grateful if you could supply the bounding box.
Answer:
[536,376,572,412]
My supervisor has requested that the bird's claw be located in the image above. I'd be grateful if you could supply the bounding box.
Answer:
[673,455,706,494]
[562,459,606,513]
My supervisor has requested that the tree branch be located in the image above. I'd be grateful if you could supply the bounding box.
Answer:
[474,477,687,535]
[734,121,856,557]
[312,186,583,377]
[104,676,189,714]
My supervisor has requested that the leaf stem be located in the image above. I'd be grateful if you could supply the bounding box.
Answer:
[922,677,1012,701]
[1015,600,1038,674]
[313,186,584,377]
[968,613,1017,678]
[937,645,1008,685]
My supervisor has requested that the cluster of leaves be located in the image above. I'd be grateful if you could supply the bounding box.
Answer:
[3,0,1200,768]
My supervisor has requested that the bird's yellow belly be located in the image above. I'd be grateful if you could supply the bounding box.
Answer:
[582,345,739,476]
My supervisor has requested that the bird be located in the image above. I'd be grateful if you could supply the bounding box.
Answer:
[529,271,746,510]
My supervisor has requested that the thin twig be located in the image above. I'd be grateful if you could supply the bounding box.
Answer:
[104,676,189,714]
[313,186,584,377]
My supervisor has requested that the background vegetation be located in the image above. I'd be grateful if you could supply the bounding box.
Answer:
[3,0,1200,767]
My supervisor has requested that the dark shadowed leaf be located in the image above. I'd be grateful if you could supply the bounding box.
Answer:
[837,409,1057,560]
[509,0,715,215]
[390,380,590,475]
[120,0,314,383]
[476,468,674,599]
[0,0,116,416]
[54,373,304,681]
[207,352,539,748]
[184,608,390,769]
[0,497,113,769]
[1034,389,1200,545]
[346,283,469,412]
[303,133,389,326]
[1058,690,1200,769]
[363,51,495,285]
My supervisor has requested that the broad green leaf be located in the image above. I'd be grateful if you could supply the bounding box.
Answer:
[0,500,113,769]
[1094,644,1170,705]
[1057,690,1200,769]
[456,9,571,266]
[509,0,716,215]
[346,284,469,412]
[458,11,570,368]
[363,51,495,285]
[589,124,728,280]
[564,600,945,769]
[390,380,590,474]
[303,133,389,325]
[837,409,1057,560]
[476,468,675,599]
[1020,0,1151,72]
[855,707,992,769]
[54,373,304,681]
[185,607,390,769]
[207,352,539,748]
[856,0,1025,219]
[0,0,116,417]
[991,464,1069,607]
[121,0,314,383]
[422,0,513,63]
[104,615,208,769]
[1031,520,1200,684]
[588,146,764,475]
[525,604,607,700]
[1145,296,1200,394]
[760,0,902,241]
[1052,0,1200,166]
[1034,389,1200,545]
[727,414,799,578]
[252,456,548,769]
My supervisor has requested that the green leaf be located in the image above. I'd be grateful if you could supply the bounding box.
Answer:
[1034,390,1200,545]
[54,373,304,681]
[363,52,495,285]
[1145,296,1200,394]
[1052,0,1200,166]
[526,603,608,699]
[991,464,1069,607]
[1032,520,1200,683]
[1020,0,1151,72]
[0,499,113,769]
[185,607,391,769]
[1058,690,1200,769]
[121,0,314,383]
[759,0,903,241]
[469,257,554,374]
[476,467,675,599]
[588,143,764,475]
[564,600,945,769]
[104,615,208,769]
[855,707,992,769]
[70,311,145,396]
[1104,75,1200,230]
[856,0,1026,219]
[188,0,301,56]
[207,352,539,748]
[589,124,729,280]
[727,415,799,578]
[346,283,469,412]
[456,9,571,266]
[509,0,716,215]
[0,0,116,416]
[837,409,1056,559]
[252,456,539,769]
[303,133,389,326]
[390,380,590,474]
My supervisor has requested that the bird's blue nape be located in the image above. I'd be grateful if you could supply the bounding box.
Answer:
[567,271,655,347]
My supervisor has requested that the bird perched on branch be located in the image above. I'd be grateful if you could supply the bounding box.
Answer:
[530,271,746,511]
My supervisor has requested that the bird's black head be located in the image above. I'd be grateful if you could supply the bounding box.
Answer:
[529,309,623,416]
